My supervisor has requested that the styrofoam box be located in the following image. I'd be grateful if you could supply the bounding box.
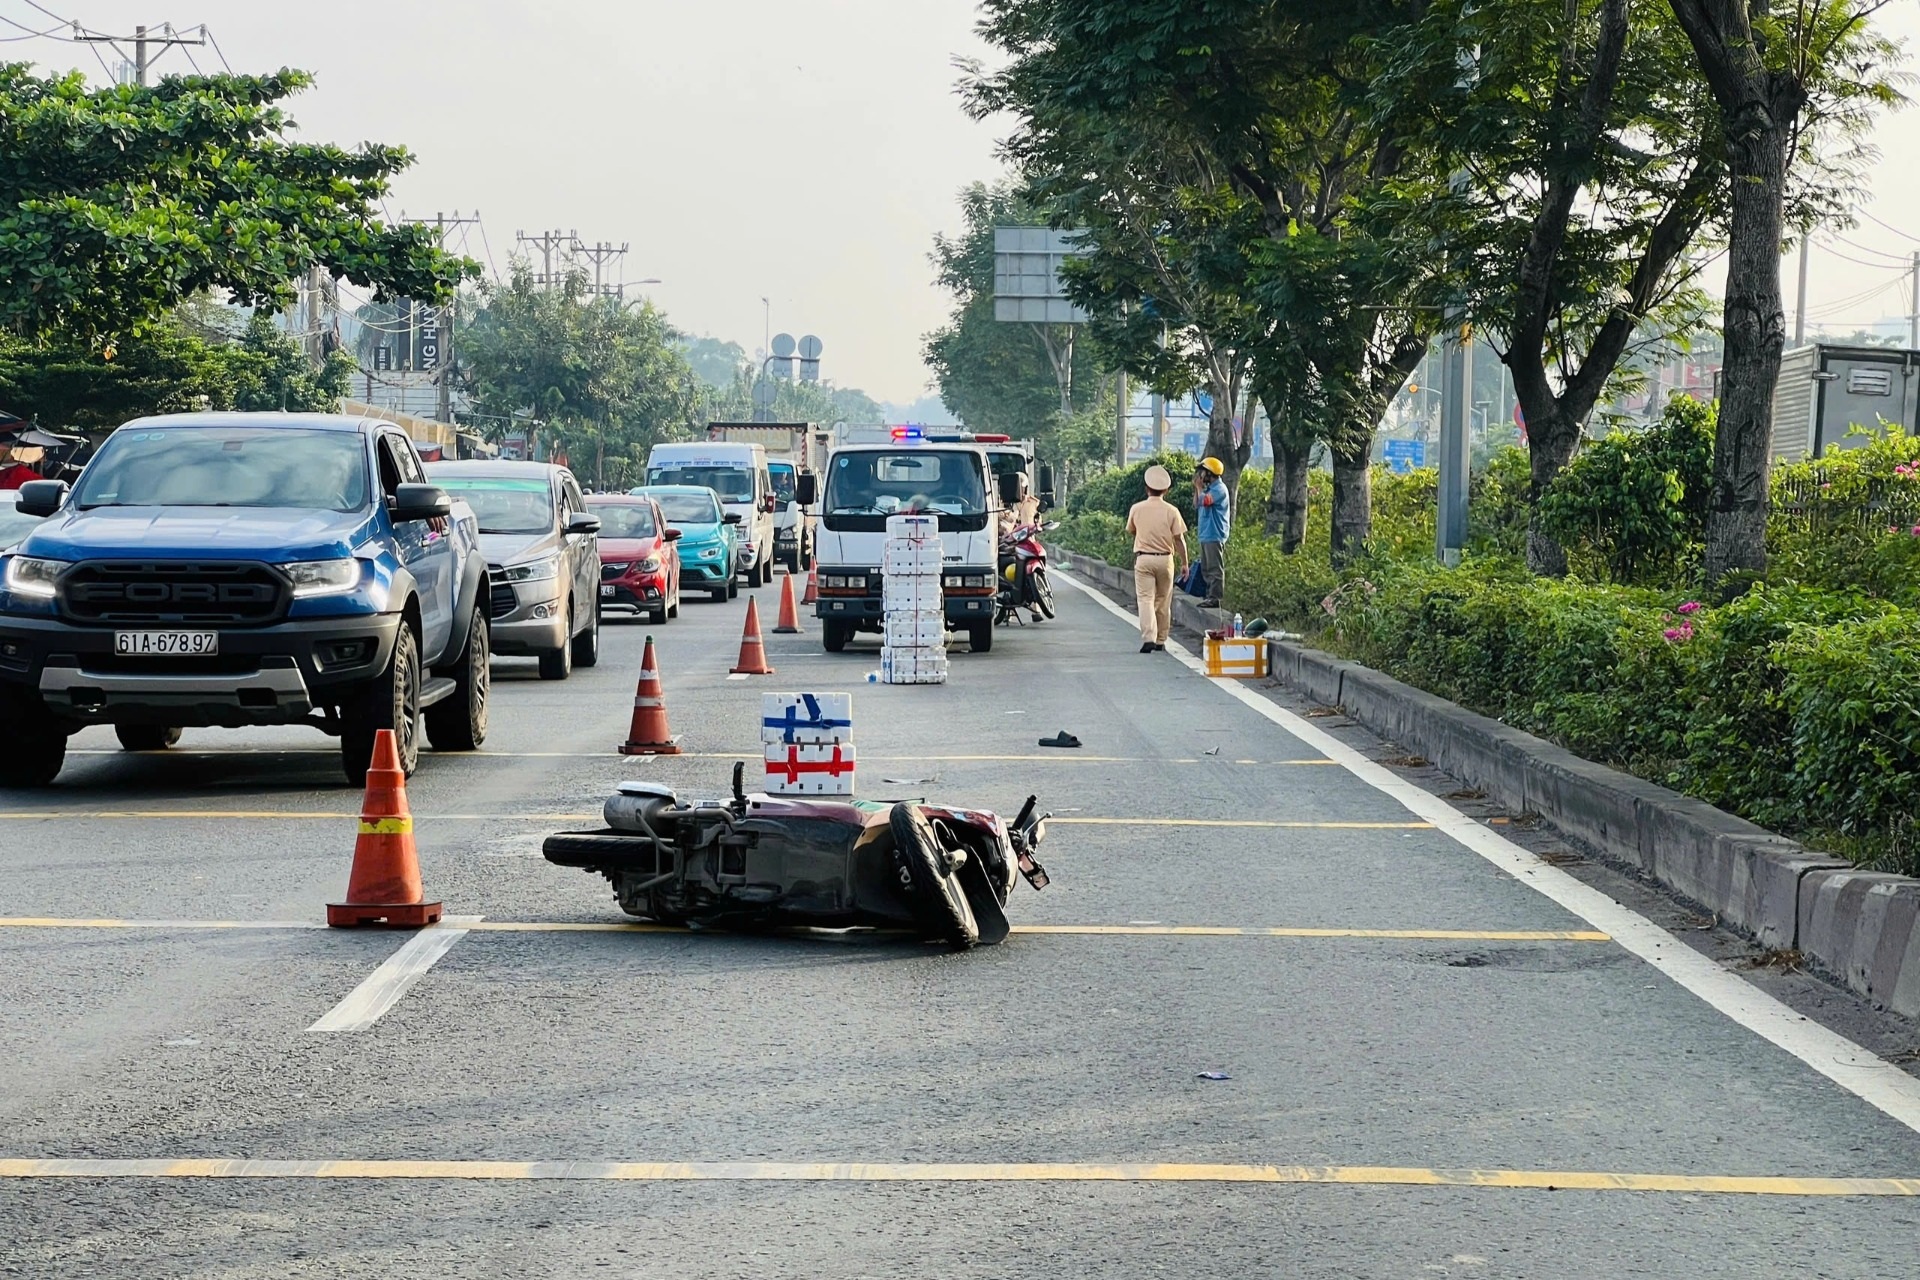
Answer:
[882,580,943,612]
[883,541,944,575]
[761,692,854,745]
[883,615,947,648]
[882,648,949,681]
[764,742,857,795]
[885,514,940,542]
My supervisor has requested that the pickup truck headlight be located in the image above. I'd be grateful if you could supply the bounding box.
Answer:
[3,556,63,600]
[284,559,363,599]
[497,556,560,584]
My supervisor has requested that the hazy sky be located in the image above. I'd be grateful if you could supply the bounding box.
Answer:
[14,2,1920,399]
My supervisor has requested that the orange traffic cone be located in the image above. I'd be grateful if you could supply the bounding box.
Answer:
[731,597,776,675]
[619,635,682,755]
[327,729,442,928]
[773,570,802,634]
[801,565,819,605]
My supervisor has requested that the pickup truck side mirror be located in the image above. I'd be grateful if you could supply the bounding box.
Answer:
[663,528,683,542]
[565,511,602,535]
[390,483,452,523]
[997,472,1025,505]
[14,479,68,518]
[723,512,745,525]
[796,474,818,506]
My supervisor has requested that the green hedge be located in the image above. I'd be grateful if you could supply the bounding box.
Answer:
[1054,432,1920,873]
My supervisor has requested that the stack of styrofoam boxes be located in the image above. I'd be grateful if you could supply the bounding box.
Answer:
[762,692,856,796]
[880,513,948,685]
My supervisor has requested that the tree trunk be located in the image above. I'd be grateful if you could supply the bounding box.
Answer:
[1266,421,1312,552]
[1701,102,1791,586]
[1523,404,1581,577]
[1330,434,1372,565]
[1204,373,1253,518]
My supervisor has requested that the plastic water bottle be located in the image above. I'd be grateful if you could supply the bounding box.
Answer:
[1232,613,1243,638]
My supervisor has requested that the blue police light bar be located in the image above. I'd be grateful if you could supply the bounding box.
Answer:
[890,426,924,443]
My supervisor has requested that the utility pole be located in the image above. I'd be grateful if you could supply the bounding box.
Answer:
[573,239,630,298]
[1909,251,1919,351]
[515,229,572,289]
[1436,316,1472,566]
[1794,236,1811,348]
[406,211,479,423]
[74,22,205,86]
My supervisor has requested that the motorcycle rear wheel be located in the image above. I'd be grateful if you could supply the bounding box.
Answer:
[888,803,979,950]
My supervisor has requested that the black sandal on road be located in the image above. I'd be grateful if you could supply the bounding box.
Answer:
[1038,731,1082,749]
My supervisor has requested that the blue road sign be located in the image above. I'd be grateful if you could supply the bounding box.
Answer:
[1383,438,1427,474]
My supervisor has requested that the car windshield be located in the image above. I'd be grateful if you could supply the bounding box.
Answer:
[647,464,753,503]
[587,502,657,539]
[71,427,370,512]
[824,450,986,517]
[435,476,555,535]
[768,462,796,502]
[644,491,723,524]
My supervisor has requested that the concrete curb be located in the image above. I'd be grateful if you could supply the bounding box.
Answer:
[1056,549,1918,1020]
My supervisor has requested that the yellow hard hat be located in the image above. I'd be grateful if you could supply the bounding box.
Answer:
[1199,457,1224,475]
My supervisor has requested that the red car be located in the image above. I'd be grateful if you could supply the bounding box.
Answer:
[587,494,682,624]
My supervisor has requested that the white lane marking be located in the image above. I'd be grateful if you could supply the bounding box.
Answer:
[1053,569,1920,1135]
[307,916,481,1033]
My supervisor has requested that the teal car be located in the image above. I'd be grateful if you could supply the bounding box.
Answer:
[631,485,742,602]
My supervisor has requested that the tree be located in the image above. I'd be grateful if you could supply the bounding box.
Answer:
[1661,0,1901,586]
[680,335,750,389]
[0,309,351,429]
[460,267,698,489]
[0,65,474,345]
[971,1,1435,560]
[1373,0,1726,575]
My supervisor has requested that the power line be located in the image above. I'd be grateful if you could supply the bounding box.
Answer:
[21,0,74,21]
[0,12,69,39]
[1832,234,1910,264]
[204,26,230,72]
[1820,245,1911,271]
[1862,211,1920,245]
[476,218,501,282]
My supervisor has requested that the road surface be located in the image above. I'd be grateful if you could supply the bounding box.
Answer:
[3,570,1918,1278]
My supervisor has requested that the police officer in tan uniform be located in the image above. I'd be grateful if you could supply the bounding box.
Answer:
[1125,464,1187,653]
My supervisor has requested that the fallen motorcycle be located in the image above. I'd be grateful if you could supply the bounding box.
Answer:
[542,764,1052,949]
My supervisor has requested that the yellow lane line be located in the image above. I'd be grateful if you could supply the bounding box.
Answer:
[0,1158,1912,1195]
[0,814,1423,829]
[0,918,1606,942]
[68,749,1338,766]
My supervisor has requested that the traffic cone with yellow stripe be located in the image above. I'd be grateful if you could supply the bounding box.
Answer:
[327,729,442,928]
[619,635,682,755]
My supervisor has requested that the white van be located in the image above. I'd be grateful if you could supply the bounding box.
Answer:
[645,441,778,585]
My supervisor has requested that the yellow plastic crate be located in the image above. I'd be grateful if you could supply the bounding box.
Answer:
[1204,635,1269,679]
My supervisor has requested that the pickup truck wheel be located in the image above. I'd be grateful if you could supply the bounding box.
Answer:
[342,622,421,785]
[822,619,852,653]
[115,725,181,751]
[0,685,68,788]
[425,606,489,752]
[967,622,994,653]
[571,601,600,668]
[726,572,739,600]
[761,556,774,586]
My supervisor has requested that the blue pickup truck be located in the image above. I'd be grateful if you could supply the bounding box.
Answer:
[0,413,493,787]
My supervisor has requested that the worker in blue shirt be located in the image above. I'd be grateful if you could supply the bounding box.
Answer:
[1194,457,1230,608]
